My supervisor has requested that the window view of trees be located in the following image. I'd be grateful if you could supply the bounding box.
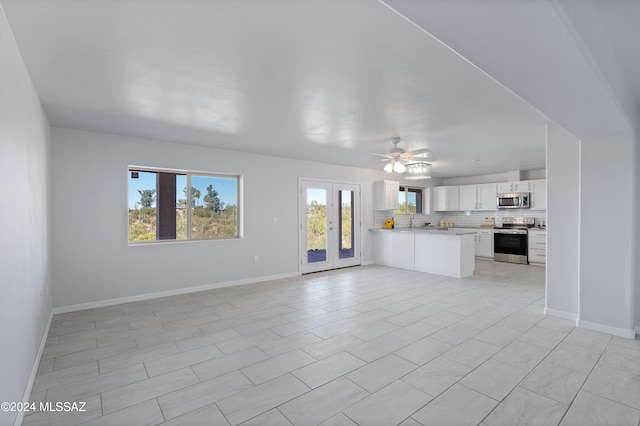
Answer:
[128,169,239,242]
[395,186,422,215]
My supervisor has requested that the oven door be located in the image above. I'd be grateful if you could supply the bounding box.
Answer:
[494,231,528,264]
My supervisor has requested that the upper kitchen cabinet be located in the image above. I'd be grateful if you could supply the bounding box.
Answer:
[497,181,530,193]
[434,186,460,211]
[529,179,547,210]
[460,183,497,211]
[374,180,400,211]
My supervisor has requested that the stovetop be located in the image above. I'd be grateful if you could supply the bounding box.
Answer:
[497,216,535,229]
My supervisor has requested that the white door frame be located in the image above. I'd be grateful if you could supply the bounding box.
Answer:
[299,178,362,274]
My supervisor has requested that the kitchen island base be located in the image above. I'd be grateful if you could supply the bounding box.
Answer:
[371,229,475,278]
[414,232,475,278]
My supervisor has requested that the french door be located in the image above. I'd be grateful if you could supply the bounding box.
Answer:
[300,180,361,273]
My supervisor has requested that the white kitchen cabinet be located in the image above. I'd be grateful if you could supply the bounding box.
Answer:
[529,179,547,210]
[459,185,477,211]
[459,184,497,211]
[477,184,497,210]
[433,186,460,211]
[497,181,529,193]
[528,229,546,264]
[474,229,494,258]
[374,180,399,210]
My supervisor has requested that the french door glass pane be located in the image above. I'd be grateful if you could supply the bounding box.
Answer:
[339,190,355,259]
[307,188,327,263]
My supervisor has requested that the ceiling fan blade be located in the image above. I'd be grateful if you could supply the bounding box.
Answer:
[408,148,430,156]
[368,152,392,158]
[405,155,438,163]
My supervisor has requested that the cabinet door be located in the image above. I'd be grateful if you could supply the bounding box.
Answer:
[530,179,547,210]
[434,186,460,211]
[477,231,493,257]
[446,186,460,211]
[460,185,477,210]
[513,181,530,192]
[497,182,513,193]
[374,180,399,210]
[476,184,497,210]
[498,181,529,193]
[385,181,399,210]
[433,187,446,211]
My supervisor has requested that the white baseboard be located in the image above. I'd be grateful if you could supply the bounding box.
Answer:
[577,319,636,339]
[544,308,578,321]
[361,260,375,266]
[52,272,301,315]
[15,311,53,426]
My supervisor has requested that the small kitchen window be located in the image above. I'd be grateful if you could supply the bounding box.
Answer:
[395,186,423,215]
[128,167,241,243]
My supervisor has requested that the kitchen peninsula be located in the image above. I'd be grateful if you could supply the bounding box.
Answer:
[370,228,476,278]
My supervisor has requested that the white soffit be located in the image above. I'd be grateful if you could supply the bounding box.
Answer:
[382,0,632,141]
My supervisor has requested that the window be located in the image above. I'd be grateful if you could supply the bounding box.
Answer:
[128,167,240,243]
[395,186,423,215]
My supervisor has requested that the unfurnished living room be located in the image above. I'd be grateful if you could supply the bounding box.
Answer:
[1,1,639,426]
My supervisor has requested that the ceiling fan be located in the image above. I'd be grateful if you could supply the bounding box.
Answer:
[370,137,430,174]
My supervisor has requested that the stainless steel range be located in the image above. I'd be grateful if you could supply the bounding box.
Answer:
[494,217,535,264]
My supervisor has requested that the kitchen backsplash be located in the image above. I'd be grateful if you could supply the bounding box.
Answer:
[373,209,547,229]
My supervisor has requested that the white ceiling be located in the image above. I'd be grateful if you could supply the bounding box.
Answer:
[2,0,635,178]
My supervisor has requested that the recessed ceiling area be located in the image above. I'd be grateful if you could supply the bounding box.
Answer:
[3,0,616,178]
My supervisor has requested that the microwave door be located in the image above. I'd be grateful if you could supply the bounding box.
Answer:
[498,197,518,208]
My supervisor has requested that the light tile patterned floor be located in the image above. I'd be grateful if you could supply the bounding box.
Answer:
[25,261,640,426]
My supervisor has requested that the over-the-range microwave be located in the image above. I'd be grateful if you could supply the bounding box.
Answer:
[497,192,530,209]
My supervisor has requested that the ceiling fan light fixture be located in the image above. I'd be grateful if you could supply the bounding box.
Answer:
[404,162,432,179]
[375,137,430,174]
[383,160,406,174]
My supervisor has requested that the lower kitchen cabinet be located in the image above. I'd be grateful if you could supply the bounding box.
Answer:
[528,229,546,264]
[474,229,494,258]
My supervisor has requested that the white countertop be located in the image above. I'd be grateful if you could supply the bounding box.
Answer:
[369,228,477,236]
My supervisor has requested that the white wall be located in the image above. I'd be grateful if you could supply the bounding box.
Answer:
[545,124,580,319]
[51,127,388,308]
[546,122,635,336]
[579,132,634,334]
[632,107,640,334]
[0,5,52,425]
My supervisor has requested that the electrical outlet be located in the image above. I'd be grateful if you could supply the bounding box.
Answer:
[273,217,278,225]
[254,255,259,262]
